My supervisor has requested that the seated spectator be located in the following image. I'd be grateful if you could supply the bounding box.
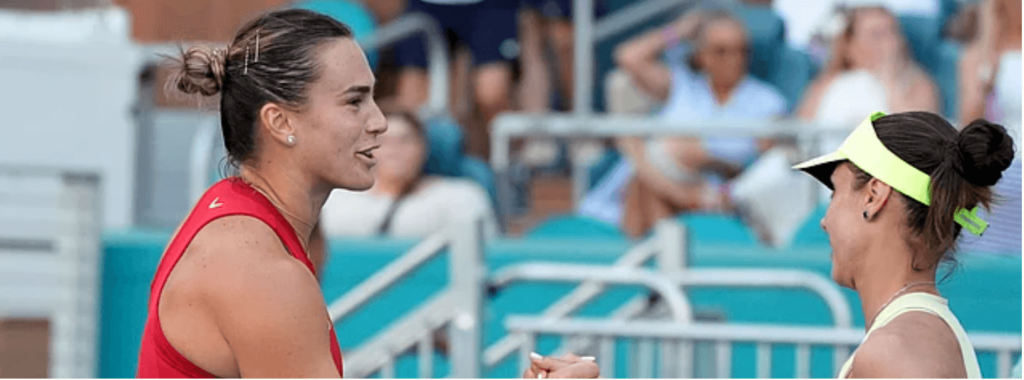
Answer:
[320,107,499,239]
[774,0,941,60]
[582,9,787,237]
[797,5,940,149]
[959,0,1021,137]
[957,0,1021,254]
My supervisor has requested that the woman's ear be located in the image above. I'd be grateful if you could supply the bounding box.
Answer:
[864,178,893,220]
[260,102,297,147]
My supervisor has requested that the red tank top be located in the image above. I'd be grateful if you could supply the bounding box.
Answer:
[137,178,344,378]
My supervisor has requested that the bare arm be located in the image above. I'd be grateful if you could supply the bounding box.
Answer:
[959,0,1000,124]
[614,28,673,101]
[959,46,991,123]
[203,218,340,378]
[614,12,702,101]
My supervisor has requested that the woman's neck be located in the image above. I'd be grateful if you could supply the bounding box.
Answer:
[239,163,327,249]
[854,238,939,330]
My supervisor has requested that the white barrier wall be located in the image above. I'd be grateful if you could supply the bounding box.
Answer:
[0,7,141,228]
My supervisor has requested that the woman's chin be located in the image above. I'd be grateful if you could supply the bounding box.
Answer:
[334,174,375,192]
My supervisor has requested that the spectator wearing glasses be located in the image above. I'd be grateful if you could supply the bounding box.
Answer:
[584,9,786,237]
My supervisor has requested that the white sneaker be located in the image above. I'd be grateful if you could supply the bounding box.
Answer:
[729,147,816,248]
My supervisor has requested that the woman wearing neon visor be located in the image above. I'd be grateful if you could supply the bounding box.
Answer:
[794,111,1015,378]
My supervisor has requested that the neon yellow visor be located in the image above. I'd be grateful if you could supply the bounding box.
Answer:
[793,112,988,235]
[793,112,932,205]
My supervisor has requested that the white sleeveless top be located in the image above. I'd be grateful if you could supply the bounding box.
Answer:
[838,292,981,378]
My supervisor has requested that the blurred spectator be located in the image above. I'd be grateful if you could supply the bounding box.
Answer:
[320,106,499,239]
[773,0,941,54]
[583,9,787,237]
[518,0,577,113]
[957,0,1021,255]
[392,0,519,159]
[516,0,577,167]
[796,6,940,148]
[958,0,1021,137]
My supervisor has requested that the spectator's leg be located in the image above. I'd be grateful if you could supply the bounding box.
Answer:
[518,6,551,113]
[464,4,520,159]
[548,17,575,108]
[469,64,514,158]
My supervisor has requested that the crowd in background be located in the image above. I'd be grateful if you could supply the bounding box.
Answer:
[282,0,1021,253]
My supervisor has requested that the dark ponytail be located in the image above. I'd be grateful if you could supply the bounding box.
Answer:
[851,112,1015,271]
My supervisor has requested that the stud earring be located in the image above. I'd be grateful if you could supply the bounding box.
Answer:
[287,135,296,145]
[862,211,869,220]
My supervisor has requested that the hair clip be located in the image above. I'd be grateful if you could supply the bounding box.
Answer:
[254,31,260,63]
[954,206,988,236]
[244,45,250,74]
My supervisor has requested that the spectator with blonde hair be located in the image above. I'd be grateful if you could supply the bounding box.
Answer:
[797,5,940,142]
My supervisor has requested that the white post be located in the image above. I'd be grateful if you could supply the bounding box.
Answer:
[447,216,485,378]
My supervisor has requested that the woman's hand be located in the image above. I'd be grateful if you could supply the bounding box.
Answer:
[523,352,600,379]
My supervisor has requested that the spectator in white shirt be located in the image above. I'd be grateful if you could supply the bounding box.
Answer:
[320,106,499,239]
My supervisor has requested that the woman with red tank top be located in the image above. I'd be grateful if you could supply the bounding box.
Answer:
[136,7,600,379]
[136,9,384,377]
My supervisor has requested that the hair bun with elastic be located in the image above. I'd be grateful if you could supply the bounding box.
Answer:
[172,46,228,97]
[954,119,1015,187]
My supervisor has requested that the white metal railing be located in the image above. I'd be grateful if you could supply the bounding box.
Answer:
[490,266,859,376]
[483,220,687,368]
[489,113,847,222]
[506,317,1023,379]
[329,217,486,378]
[490,264,694,322]
[0,166,102,378]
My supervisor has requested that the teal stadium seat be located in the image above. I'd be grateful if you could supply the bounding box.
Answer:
[677,213,760,245]
[737,3,818,113]
[293,0,379,69]
[734,3,786,87]
[525,214,626,239]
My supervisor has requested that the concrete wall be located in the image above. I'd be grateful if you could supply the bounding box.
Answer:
[0,8,141,229]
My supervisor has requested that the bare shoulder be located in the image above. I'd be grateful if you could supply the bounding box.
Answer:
[187,215,319,303]
[852,312,966,378]
[188,216,338,377]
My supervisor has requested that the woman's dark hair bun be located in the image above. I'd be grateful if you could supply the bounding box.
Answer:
[954,119,1015,187]
[170,46,228,97]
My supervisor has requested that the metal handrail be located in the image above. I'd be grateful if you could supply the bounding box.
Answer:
[506,317,1023,378]
[326,232,449,323]
[490,264,693,322]
[672,269,853,328]
[489,112,845,220]
[483,220,686,367]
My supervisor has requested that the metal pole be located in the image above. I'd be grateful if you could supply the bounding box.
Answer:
[654,219,687,272]
[572,0,594,117]
[447,217,485,378]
